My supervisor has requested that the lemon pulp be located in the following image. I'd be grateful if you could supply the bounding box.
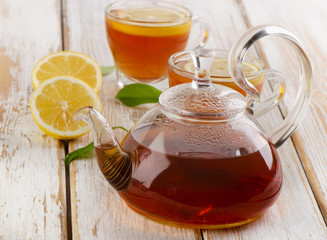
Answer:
[106,8,192,36]
[119,8,187,22]
[184,58,261,79]
[30,76,101,140]
[31,51,102,93]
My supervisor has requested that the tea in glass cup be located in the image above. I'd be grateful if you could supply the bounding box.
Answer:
[168,49,265,96]
[105,0,209,87]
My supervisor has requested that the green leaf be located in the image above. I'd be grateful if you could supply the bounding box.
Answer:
[65,142,94,167]
[116,83,162,107]
[64,126,128,167]
[101,66,115,76]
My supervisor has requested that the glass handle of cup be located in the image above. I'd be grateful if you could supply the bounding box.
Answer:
[187,16,210,49]
[228,25,312,148]
[253,69,286,118]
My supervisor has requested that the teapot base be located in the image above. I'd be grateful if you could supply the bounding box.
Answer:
[125,202,262,229]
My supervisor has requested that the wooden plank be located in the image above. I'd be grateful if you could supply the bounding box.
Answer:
[188,0,327,239]
[65,0,201,238]
[0,0,67,239]
[65,0,247,238]
[204,0,327,238]
[241,0,327,226]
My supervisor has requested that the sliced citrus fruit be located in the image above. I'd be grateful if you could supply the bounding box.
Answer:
[183,58,260,79]
[119,8,186,22]
[31,51,102,93]
[30,76,101,140]
[106,8,191,36]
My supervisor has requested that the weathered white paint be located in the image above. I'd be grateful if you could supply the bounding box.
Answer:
[1,0,327,239]
[0,0,67,239]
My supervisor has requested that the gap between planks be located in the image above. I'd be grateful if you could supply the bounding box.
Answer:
[64,140,73,240]
[60,0,73,238]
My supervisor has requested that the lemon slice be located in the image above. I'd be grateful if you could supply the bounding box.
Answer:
[30,76,101,140]
[31,51,102,93]
[119,8,186,22]
[183,58,259,79]
[106,8,191,36]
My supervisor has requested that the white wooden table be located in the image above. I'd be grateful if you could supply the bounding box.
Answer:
[1,0,327,239]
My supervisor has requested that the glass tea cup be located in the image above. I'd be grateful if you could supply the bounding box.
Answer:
[168,49,286,117]
[105,0,209,87]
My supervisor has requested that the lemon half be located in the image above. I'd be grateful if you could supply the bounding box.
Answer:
[31,51,102,93]
[30,76,101,140]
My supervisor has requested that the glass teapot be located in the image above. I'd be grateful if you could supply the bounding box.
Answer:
[75,25,311,229]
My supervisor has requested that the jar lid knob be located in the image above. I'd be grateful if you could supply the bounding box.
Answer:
[191,49,215,89]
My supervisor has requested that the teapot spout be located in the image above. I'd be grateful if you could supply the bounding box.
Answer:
[74,106,118,148]
[74,106,132,192]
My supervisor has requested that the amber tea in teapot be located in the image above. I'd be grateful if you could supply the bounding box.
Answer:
[95,113,282,227]
[76,25,312,229]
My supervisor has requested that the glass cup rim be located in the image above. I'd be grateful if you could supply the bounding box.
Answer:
[105,0,193,25]
[168,49,265,79]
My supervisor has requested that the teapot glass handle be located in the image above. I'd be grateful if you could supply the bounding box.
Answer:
[228,25,312,148]
[253,69,286,118]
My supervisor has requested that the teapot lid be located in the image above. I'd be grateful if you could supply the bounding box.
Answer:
[159,49,247,121]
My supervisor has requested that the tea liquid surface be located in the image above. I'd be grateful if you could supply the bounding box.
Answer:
[106,8,191,81]
[118,119,282,228]
[169,58,265,95]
